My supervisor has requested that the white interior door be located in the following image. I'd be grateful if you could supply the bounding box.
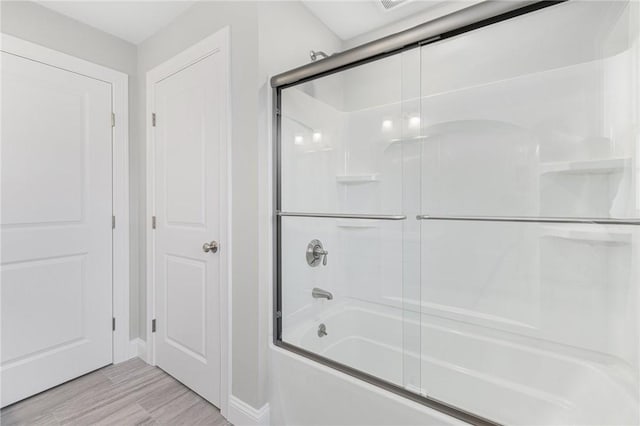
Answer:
[153,51,223,406]
[1,52,113,407]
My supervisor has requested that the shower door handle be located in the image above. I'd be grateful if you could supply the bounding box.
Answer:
[202,240,218,253]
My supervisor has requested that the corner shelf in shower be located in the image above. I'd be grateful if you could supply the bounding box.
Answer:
[336,174,379,184]
[541,225,632,244]
[539,157,630,175]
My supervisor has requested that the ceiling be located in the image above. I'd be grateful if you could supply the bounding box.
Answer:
[36,0,473,46]
[36,1,196,44]
[300,0,453,41]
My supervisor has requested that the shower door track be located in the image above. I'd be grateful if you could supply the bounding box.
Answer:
[272,2,571,426]
[270,1,566,88]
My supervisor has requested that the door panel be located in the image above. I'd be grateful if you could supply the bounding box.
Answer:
[154,52,222,406]
[165,255,206,359]
[164,85,207,226]
[1,52,113,407]
[2,255,85,362]
[2,73,85,225]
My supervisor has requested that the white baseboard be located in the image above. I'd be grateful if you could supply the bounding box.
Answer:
[227,395,270,426]
[128,338,146,361]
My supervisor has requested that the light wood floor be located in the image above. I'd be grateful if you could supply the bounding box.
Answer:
[1,358,231,426]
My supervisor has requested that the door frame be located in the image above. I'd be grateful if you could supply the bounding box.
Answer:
[145,27,231,416]
[0,34,131,363]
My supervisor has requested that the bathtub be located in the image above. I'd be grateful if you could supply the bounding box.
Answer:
[276,300,638,425]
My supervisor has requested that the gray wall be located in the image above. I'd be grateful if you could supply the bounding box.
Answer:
[256,1,343,407]
[0,1,140,340]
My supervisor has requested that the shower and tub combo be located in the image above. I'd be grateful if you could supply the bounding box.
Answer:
[270,1,640,424]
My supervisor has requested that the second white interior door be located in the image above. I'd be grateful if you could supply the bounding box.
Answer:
[152,50,224,407]
[1,51,113,407]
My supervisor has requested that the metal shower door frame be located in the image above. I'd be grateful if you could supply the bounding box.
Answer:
[270,2,586,425]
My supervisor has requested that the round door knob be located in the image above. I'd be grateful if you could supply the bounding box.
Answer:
[203,241,218,253]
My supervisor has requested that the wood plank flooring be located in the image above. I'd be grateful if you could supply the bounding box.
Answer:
[1,358,231,426]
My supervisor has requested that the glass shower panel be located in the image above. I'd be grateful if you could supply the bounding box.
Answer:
[419,221,639,424]
[420,1,638,219]
[280,55,407,216]
[418,1,639,424]
[279,216,406,387]
[278,52,421,391]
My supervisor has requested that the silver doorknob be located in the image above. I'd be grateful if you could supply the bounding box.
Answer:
[202,241,218,253]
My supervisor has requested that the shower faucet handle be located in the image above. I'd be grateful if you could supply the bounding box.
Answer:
[306,239,328,267]
[315,246,328,266]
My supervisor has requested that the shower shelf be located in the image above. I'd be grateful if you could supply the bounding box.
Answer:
[539,158,629,175]
[541,225,632,244]
[336,219,380,228]
[336,174,379,183]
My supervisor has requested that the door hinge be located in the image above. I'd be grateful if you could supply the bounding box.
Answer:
[152,113,156,127]
[152,319,157,333]
[112,215,116,229]
[111,112,116,127]
[152,215,157,229]
[112,317,116,331]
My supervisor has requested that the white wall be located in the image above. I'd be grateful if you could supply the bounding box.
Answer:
[0,0,140,340]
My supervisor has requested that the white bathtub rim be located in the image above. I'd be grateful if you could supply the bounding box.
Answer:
[268,341,470,425]
[284,299,637,386]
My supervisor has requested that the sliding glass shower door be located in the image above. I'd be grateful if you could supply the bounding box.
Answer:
[417,2,639,423]
[277,48,423,391]
[274,1,640,424]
